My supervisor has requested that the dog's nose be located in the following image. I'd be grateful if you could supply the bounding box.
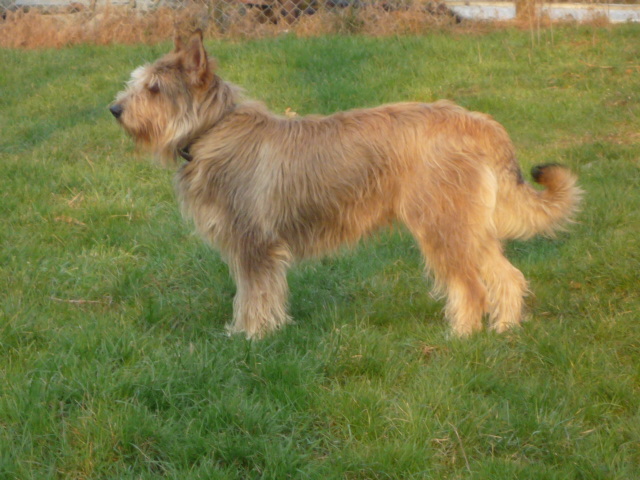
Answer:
[109,104,123,119]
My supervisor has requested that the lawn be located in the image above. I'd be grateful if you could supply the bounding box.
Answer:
[0,25,639,479]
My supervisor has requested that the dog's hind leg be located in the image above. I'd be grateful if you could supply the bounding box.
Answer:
[421,236,488,336]
[478,239,528,333]
[401,187,527,335]
[398,162,498,336]
[226,242,292,339]
[401,208,489,336]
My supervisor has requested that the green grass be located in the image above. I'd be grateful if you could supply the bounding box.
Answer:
[1,25,639,479]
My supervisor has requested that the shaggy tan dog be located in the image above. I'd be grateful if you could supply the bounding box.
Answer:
[110,31,581,338]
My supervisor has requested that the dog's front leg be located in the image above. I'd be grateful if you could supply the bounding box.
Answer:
[226,242,293,339]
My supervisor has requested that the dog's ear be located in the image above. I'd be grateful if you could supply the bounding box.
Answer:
[181,30,212,86]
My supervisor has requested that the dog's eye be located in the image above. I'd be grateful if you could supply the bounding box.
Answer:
[147,82,160,94]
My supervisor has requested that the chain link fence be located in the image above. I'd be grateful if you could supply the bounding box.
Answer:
[1,0,638,47]
[0,0,468,47]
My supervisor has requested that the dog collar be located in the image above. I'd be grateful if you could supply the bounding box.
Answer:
[178,145,193,162]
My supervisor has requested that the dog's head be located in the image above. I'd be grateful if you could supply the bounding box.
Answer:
[110,30,233,166]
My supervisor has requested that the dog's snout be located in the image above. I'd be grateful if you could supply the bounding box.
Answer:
[109,104,124,119]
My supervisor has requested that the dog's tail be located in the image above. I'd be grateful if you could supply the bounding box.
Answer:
[494,163,582,240]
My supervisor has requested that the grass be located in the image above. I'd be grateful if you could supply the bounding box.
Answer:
[1,25,639,479]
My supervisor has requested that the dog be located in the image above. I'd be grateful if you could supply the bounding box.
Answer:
[110,31,581,338]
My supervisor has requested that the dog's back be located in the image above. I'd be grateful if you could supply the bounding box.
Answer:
[183,98,580,245]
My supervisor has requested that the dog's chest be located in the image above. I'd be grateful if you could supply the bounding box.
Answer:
[174,161,231,243]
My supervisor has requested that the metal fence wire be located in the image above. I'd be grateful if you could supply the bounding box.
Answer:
[2,0,464,24]
[0,0,466,46]
[2,0,638,47]
[225,0,464,25]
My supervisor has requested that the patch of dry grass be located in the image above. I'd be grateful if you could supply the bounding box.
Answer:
[2,1,619,50]
[1,2,479,48]
[1,6,196,48]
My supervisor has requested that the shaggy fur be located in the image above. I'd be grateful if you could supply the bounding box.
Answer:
[110,31,582,338]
